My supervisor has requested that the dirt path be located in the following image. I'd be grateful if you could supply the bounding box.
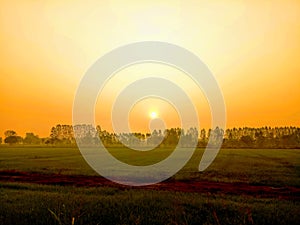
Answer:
[0,170,299,200]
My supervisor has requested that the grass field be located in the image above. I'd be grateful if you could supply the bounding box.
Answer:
[0,146,299,224]
[0,146,299,186]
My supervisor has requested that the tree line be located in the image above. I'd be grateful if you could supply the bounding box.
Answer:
[1,125,300,148]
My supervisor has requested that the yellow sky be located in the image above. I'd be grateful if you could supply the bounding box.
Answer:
[0,0,300,137]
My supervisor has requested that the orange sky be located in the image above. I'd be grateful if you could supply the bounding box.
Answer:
[0,0,300,137]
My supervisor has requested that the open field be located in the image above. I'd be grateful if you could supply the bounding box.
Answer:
[0,146,299,186]
[0,146,299,224]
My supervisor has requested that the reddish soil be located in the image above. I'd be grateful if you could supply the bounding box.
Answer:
[0,170,299,200]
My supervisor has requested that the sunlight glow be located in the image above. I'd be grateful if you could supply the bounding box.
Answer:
[150,111,158,119]
[0,1,300,136]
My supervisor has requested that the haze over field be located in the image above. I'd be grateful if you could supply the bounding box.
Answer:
[0,1,300,137]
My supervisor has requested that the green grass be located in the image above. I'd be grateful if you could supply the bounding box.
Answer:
[0,146,299,186]
[0,182,299,225]
[0,146,96,176]
[0,146,299,224]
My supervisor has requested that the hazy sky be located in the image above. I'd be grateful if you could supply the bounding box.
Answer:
[0,0,300,137]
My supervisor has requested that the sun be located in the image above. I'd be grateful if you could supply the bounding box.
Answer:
[150,111,158,119]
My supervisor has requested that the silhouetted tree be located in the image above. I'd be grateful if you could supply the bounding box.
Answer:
[147,129,163,146]
[23,132,41,145]
[240,135,254,147]
[50,124,74,144]
[35,125,300,148]
[200,129,206,142]
[221,126,300,148]
[4,130,23,144]
[4,130,22,145]
[5,136,19,144]
[4,130,16,138]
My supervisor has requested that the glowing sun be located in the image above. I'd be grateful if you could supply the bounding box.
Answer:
[150,111,158,119]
